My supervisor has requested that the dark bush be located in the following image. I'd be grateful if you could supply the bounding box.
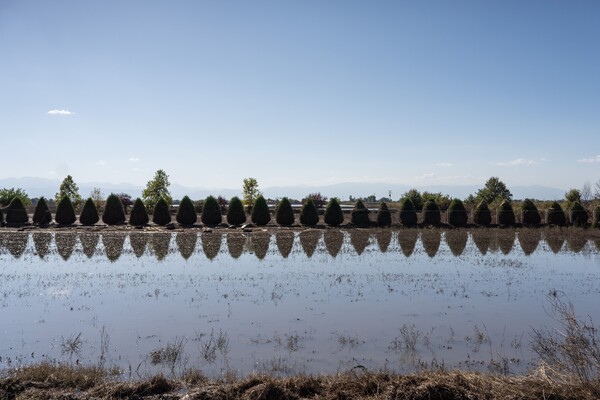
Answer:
[351,200,370,226]
[497,200,515,226]
[547,202,566,226]
[201,195,222,226]
[521,199,541,226]
[177,195,198,225]
[399,198,418,226]
[473,201,492,226]
[5,197,29,224]
[376,202,391,227]
[447,198,468,227]
[276,197,295,226]
[0,209,3,225]
[324,198,344,226]
[593,205,600,228]
[570,201,588,227]
[227,196,246,226]
[55,196,76,225]
[32,197,52,225]
[102,194,126,225]
[251,195,271,226]
[129,198,149,226]
[300,199,319,226]
[79,198,99,225]
[422,199,441,225]
[152,197,171,226]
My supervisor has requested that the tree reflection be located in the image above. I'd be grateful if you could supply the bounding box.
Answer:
[5,232,28,259]
[55,232,76,261]
[496,230,515,255]
[226,233,245,259]
[201,233,222,260]
[445,230,468,257]
[103,233,126,262]
[32,232,52,259]
[275,231,294,258]
[518,229,541,256]
[545,230,565,254]
[323,230,344,258]
[374,230,392,253]
[250,232,270,260]
[299,230,320,258]
[421,230,441,258]
[471,230,492,255]
[150,233,171,261]
[79,233,99,259]
[176,232,197,260]
[129,232,148,258]
[567,232,587,253]
[398,230,418,257]
[350,230,369,255]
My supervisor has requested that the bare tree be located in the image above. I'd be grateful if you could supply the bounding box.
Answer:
[581,181,592,204]
[594,180,600,200]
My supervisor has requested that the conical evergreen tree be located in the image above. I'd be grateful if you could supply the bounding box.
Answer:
[177,195,198,225]
[251,195,271,226]
[55,196,76,225]
[497,200,515,226]
[102,193,126,225]
[422,199,441,225]
[129,198,149,226]
[300,199,319,226]
[324,198,344,226]
[570,201,588,227]
[5,197,29,224]
[79,198,99,225]
[547,202,566,226]
[399,197,418,226]
[473,201,492,226]
[447,199,468,227]
[376,202,391,227]
[152,197,171,226]
[32,197,52,225]
[275,197,294,226]
[227,196,246,226]
[201,195,222,226]
[351,200,370,226]
[521,199,541,226]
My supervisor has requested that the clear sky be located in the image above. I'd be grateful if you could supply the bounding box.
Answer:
[1,1,599,191]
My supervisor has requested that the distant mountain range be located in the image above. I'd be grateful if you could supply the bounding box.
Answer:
[0,177,567,201]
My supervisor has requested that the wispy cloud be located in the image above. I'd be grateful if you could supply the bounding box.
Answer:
[129,157,140,162]
[96,160,107,166]
[47,109,75,116]
[577,155,600,163]
[435,162,453,167]
[493,158,538,167]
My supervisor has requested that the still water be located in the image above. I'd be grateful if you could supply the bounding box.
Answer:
[0,229,599,378]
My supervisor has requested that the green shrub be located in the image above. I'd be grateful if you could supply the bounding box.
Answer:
[79,198,99,225]
[324,198,344,226]
[152,197,171,226]
[275,197,294,226]
[102,194,126,225]
[5,197,29,224]
[55,196,76,225]
[251,195,271,226]
[422,199,441,225]
[177,195,198,225]
[351,200,370,226]
[399,198,418,226]
[447,198,468,227]
[521,199,541,226]
[593,205,600,228]
[300,199,319,226]
[497,200,515,226]
[473,201,491,226]
[129,198,149,226]
[32,197,52,225]
[227,196,246,226]
[547,202,566,226]
[201,195,222,226]
[376,202,391,227]
[570,201,588,227]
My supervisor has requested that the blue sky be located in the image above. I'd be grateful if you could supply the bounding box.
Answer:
[1,1,599,191]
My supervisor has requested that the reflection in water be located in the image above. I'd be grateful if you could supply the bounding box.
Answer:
[79,233,99,258]
[567,233,587,253]
[201,233,222,260]
[518,229,541,256]
[227,233,245,259]
[55,232,77,261]
[5,233,28,259]
[497,230,515,255]
[150,233,171,261]
[275,232,294,258]
[445,230,468,256]
[103,234,126,262]
[323,230,344,257]
[32,232,52,258]
[545,230,565,254]
[250,233,270,260]
[374,230,392,253]
[176,232,197,260]
[595,239,600,252]
[129,232,148,258]
[299,230,320,258]
[421,230,441,258]
[471,230,492,255]
[398,230,418,257]
[350,230,369,255]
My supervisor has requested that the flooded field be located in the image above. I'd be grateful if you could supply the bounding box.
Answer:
[0,229,599,379]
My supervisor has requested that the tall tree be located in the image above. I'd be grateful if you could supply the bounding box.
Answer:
[242,177,261,208]
[55,175,83,208]
[475,177,512,205]
[0,188,30,207]
[142,169,172,212]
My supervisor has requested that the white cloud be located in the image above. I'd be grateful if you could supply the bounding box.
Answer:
[47,109,75,116]
[493,158,538,167]
[129,157,140,162]
[435,162,453,167]
[96,160,107,166]
[577,155,600,163]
